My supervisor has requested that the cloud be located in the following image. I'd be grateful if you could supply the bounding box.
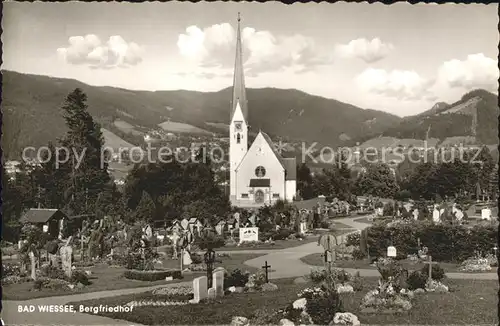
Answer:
[437,53,499,92]
[335,38,394,63]
[177,23,332,77]
[57,35,144,69]
[357,68,435,101]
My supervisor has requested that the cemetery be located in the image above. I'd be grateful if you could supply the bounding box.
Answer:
[3,196,499,325]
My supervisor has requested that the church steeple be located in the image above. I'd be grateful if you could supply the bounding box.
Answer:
[231,12,248,122]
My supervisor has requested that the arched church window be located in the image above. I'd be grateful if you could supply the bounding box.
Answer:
[255,166,266,178]
[237,133,241,144]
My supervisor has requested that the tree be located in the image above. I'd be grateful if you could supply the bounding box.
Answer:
[58,88,111,215]
[355,163,399,198]
[124,160,230,225]
[297,163,314,200]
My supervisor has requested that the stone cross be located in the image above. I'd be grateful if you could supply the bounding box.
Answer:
[424,255,437,281]
[261,261,271,283]
[60,245,73,278]
[387,246,397,258]
[29,251,37,280]
[189,276,208,303]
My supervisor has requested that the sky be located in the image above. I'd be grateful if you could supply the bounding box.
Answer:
[2,2,498,116]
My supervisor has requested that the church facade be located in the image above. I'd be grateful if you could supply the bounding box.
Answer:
[229,14,297,207]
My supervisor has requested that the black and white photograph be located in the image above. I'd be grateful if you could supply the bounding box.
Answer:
[1,2,499,325]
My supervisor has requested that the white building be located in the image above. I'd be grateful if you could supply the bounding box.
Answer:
[229,14,296,207]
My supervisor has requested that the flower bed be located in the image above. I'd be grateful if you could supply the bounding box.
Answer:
[123,269,182,282]
[278,284,359,325]
[459,253,496,272]
[360,280,414,314]
[127,286,194,307]
[308,268,364,293]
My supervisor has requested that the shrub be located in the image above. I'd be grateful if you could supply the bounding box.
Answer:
[272,228,293,241]
[195,234,225,250]
[123,269,182,281]
[70,270,91,285]
[40,265,66,280]
[351,248,365,260]
[320,221,330,229]
[224,269,250,288]
[305,285,344,325]
[407,271,427,290]
[294,233,306,239]
[346,233,360,247]
[190,253,203,265]
[365,221,497,262]
[420,264,445,281]
[351,271,364,292]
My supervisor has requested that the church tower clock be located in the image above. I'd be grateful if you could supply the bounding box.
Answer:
[229,13,248,203]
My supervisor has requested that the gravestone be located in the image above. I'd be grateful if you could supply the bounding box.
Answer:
[29,251,37,280]
[183,250,193,266]
[60,246,73,278]
[49,253,58,267]
[170,232,180,257]
[212,269,225,297]
[215,222,224,236]
[299,222,307,234]
[481,208,491,220]
[432,208,441,223]
[239,227,259,243]
[181,218,189,230]
[412,209,419,220]
[387,246,397,258]
[145,225,153,239]
[190,276,208,303]
[207,287,216,299]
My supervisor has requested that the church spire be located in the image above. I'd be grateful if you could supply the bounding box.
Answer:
[231,12,248,121]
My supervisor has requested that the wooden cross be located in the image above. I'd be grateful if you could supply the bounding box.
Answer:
[261,261,271,283]
[424,255,437,280]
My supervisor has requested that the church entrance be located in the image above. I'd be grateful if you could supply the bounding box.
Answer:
[255,190,265,204]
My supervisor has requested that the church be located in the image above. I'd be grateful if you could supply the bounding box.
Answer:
[229,14,297,207]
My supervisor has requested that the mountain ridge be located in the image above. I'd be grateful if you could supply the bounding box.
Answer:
[1,70,401,159]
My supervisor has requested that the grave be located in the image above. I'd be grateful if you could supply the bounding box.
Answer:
[432,207,441,223]
[481,208,491,220]
[29,251,37,280]
[212,269,225,297]
[387,246,397,258]
[190,276,208,303]
[299,221,307,234]
[424,255,438,280]
[261,261,271,283]
[60,245,73,278]
[239,227,259,243]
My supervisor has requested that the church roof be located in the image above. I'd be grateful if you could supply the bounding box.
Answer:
[230,13,248,122]
[260,132,296,181]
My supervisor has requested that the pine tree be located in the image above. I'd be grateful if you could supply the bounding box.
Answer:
[58,88,111,215]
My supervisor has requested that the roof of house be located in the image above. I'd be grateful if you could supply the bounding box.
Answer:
[21,208,66,224]
[188,218,199,223]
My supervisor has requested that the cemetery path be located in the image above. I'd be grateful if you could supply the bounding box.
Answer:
[242,217,498,281]
[1,280,191,326]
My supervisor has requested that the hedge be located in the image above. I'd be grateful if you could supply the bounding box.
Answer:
[363,221,497,262]
[123,269,183,281]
